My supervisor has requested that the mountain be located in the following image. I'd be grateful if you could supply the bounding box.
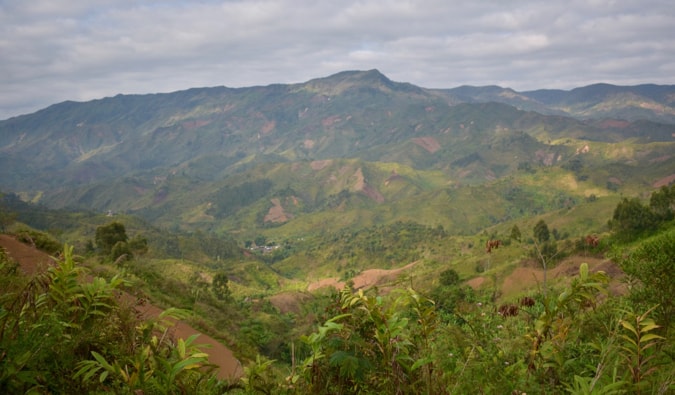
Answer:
[437,83,675,123]
[1,69,674,237]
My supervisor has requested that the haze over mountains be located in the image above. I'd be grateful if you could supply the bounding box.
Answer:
[1,70,674,237]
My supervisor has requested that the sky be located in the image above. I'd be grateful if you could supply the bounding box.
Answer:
[1,0,674,120]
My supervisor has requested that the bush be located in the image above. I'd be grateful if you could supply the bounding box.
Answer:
[14,227,62,255]
[617,228,675,331]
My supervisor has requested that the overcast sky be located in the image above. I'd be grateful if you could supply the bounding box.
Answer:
[1,0,674,120]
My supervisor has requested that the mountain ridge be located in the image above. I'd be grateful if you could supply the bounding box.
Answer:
[1,69,673,237]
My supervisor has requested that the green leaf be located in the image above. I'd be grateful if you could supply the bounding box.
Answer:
[619,320,637,337]
[411,357,433,371]
[640,333,664,343]
[177,338,186,359]
[580,262,589,280]
[172,356,206,375]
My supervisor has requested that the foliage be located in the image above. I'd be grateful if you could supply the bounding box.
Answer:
[527,263,610,383]
[95,221,129,255]
[0,244,224,394]
[0,193,17,231]
[74,314,219,395]
[534,219,551,243]
[510,224,522,242]
[111,240,133,262]
[13,226,62,255]
[439,268,460,287]
[608,198,658,241]
[212,272,232,301]
[208,179,274,218]
[617,228,675,332]
[618,306,665,394]
[315,220,447,271]
[1,244,129,392]
[128,234,149,256]
[649,185,675,221]
[293,287,440,394]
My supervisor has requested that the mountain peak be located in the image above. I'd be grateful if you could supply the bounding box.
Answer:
[309,69,392,88]
[303,69,423,96]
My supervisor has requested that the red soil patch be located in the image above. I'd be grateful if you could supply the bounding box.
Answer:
[466,276,486,289]
[0,234,57,276]
[307,277,344,292]
[0,235,242,381]
[649,155,672,164]
[653,173,675,188]
[181,119,211,130]
[411,137,441,153]
[307,261,419,292]
[352,261,418,289]
[500,256,624,298]
[311,159,332,170]
[260,120,276,134]
[264,198,291,223]
[361,184,385,203]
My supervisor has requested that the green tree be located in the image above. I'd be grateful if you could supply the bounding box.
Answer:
[128,234,148,256]
[95,222,128,255]
[254,234,267,247]
[608,198,657,240]
[212,272,231,301]
[533,220,550,243]
[649,185,675,221]
[510,224,522,242]
[439,268,460,287]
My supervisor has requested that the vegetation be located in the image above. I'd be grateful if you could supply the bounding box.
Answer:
[0,245,225,394]
[1,74,674,392]
[0,183,673,393]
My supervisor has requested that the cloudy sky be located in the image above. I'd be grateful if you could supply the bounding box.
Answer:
[1,0,674,120]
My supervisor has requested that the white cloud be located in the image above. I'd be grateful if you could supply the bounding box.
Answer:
[0,0,674,119]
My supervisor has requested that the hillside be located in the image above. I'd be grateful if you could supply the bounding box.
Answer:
[1,69,674,392]
[1,70,673,240]
[0,234,242,380]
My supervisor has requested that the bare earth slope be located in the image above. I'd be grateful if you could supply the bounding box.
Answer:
[307,261,419,292]
[0,234,242,381]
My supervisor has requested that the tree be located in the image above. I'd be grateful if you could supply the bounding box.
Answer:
[510,224,522,242]
[212,272,231,301]
[128,235,148,256]
[95,222,128,255]
[649,185,675,221]
[608,198,657,240]
[533,220,550,243]
[439,268,460,287]
[254,234,267,247]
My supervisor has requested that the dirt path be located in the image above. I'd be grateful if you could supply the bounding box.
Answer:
[0,234,242,381]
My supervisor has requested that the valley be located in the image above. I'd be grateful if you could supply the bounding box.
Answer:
[0,70,673,393]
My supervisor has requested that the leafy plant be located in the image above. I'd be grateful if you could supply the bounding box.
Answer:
[618,306,665,394]
[617,228,675,331]
[295,287,440,394]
